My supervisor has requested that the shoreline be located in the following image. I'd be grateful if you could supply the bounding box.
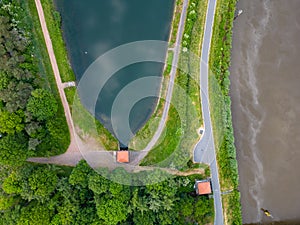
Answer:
[138,0,208,169]
[208,0,242,223]
[128,0,184,150]
[130,0,208,168]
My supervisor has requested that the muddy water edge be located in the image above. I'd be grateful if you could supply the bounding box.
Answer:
[230,0,300,224]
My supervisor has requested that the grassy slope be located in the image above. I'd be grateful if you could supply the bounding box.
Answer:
[64,87,118,150]
[140,0,208,169]
[209,0,242,224]
[128,0,184,151]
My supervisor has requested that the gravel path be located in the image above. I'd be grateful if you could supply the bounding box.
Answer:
[130,0,189,165]
[27,0,82,166]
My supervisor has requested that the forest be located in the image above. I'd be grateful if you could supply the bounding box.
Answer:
[0,1,213,224]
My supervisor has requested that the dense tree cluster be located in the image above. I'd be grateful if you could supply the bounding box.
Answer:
[0,161,213,225]
[0,0,68,165]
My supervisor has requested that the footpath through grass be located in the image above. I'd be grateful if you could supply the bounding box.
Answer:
[139,0,208,170]
[128,0,183,151]
[39,0,118,149]
[209,0,242,223]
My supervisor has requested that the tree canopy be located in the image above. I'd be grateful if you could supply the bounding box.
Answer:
[0,161,214,225]
[27,89,58,121]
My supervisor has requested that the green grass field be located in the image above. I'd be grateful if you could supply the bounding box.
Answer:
[140,105,181,166]
[64,87,118,150]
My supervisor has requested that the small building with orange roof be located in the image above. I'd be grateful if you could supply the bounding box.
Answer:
[116,151,129,163]
[195,179,212,195]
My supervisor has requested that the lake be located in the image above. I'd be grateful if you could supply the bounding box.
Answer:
[54,0,175,146]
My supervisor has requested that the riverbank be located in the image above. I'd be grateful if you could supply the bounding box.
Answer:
[209,0,242,224]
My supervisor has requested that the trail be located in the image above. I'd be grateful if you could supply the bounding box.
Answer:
[130,0,189,165]
[27,0,82,166]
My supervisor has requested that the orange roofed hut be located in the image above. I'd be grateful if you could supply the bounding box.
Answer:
[116,151,129,163]
[195,179,212,195]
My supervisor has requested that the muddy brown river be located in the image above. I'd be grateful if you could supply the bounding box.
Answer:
[230,0,300,224]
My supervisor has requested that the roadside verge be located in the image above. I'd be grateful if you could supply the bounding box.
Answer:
[209,0,242,223]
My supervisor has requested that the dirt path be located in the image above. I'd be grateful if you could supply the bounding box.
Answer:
[133,167,205,176]
[130,0,189,165]
[27,0,82,166]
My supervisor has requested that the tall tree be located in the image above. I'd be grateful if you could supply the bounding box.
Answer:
[0,133,29,165]
[25,167,58,202]
[69,160,92,188]
[0,109,24,134]
[27,89,58,121]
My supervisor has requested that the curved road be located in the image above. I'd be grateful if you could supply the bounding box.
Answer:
[193,0,224,225]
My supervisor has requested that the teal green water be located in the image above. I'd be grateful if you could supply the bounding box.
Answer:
[54,0,174,145]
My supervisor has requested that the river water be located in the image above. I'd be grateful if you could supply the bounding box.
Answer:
[54,0,174,145]
[230,0,300,224]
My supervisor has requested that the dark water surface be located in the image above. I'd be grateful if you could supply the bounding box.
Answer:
[54,0,174,144]
[230,0,300,224]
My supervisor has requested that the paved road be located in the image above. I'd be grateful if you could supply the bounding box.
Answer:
[193,0,224,225]
[131,0,189,165]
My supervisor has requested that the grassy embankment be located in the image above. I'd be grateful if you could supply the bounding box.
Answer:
[140,0,208,170]
[24,0,70,156]
[209,0,242,224]
[128,0,183,151]
[37,0,118,150]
